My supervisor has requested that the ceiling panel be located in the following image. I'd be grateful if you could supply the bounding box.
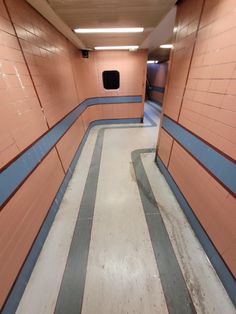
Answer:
[48,0,176,49]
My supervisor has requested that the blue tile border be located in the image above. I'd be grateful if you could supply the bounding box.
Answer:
[1,117,142,314]
[155,156,236,307]
[0,96,142,208]
[162,116,236,195]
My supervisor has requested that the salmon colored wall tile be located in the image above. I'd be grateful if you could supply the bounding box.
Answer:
[223,240,236,278]
[0,149,64,309]
[157,129,173,167]
[81,103,143,129]
[0,0,147,308]
[179,0,236,160]
[93,50,147,98]
[5,0,79,127]
[163,0,204,121]
[147,63,168,88]
[147,63,168,104]
[157,0,236,280]
[56,117,85,171]
[70,49,99,102]
[0,0,49,168]
[112,103,143,119]
[168,142,236,275]
[71,49,147,106]
[150,91,164,104]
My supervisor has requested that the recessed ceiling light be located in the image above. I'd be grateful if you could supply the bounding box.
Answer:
[173,27,178,33]
[147,60,158,64]
[74,28,144,33]
[94,46,139,50]
[160,44,173,49]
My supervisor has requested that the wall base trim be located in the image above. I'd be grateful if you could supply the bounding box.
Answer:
[155,155,236,308]
[2,117,142,314]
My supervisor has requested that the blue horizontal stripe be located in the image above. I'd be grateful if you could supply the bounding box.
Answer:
[0,96,142,207]
[156,156,236,307]
[2,117,141,314]
[151,86,165,93]
[162,116,236,195]
[84,95,142,105]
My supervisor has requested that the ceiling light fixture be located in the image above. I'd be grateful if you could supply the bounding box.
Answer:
[147,60,158,64]
[74,28,144,33]
[160,44,173,49]
[94,46,139,50]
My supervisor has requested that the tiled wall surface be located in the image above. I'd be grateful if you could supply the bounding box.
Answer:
[6,0,79,127]
[0,0,147,309]
[180,0,236,159]
[164,0,204,120]
[0,0,49,168]
[147,62,168,104]
[157,0,236,281]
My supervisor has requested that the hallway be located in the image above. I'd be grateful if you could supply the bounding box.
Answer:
[0,0,236,312]
[15,102,234,314]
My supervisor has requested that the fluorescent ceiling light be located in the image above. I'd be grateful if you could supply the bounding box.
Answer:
[74,28,144,33]
[160,44,173,49]
[94,46,139,50]
[147,60,158,64]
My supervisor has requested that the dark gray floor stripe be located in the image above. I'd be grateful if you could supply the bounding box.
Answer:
[131,149,196,314]
[55,129,105,314]
[2,102,157,313]
[54,104,232,313]
[0,96,142,208]
[55,109,158,313]
[55,107,196,313]
[1,119,143,314]
[156,156,236,308]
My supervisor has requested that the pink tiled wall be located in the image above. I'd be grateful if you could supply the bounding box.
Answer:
[168,142,236,277]
[6,0,79,127]
[0,149,64,306]
[163,0,204,120]
[0,0,49,168]
[157,0,236,278]
[0,0,147,309]
[179,0,236,160]
[157,129,173,167]
[147,62,168,104]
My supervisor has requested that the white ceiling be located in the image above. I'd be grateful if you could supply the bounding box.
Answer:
[47,0,176,50]
[26,0,176,61]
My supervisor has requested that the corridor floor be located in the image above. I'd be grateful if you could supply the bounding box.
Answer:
[17,102,235,314]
